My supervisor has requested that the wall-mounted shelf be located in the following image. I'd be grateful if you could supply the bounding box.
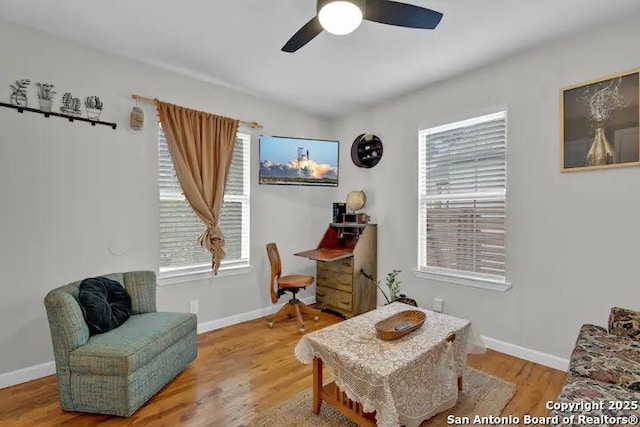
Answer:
[351,134,383,168]
[0,102,117,130]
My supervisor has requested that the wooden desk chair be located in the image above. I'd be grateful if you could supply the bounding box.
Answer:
[266,243,321,334]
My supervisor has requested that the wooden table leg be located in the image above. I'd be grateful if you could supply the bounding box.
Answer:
[313,357,323,414]
[458,376,463,391]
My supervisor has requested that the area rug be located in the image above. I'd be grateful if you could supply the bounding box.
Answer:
[248,368,515,427]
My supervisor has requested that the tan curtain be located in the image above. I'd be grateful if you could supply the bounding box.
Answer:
[156,100,239,273]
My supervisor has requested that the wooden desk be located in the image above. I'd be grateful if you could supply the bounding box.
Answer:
[294,248,353,262]
[295,223,377,318]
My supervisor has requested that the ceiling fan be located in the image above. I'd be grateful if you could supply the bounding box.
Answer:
[282,0,443,53]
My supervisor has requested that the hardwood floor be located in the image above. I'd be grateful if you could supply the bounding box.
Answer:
[0,311,566,426]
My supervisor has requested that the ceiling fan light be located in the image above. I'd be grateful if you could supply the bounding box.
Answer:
[318,1,363,35]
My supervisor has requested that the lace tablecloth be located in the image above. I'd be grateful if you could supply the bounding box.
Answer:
[294,302,486,427]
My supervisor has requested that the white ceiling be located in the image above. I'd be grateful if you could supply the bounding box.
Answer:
[1,0,640,118]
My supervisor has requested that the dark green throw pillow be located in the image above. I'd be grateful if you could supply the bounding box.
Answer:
[78,277,132,335]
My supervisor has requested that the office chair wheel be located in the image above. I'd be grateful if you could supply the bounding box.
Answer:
[313,315,319,322]
[267,321,275,328]
[299,327,305,334]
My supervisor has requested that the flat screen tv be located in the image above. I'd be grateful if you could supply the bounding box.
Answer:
[259,135,339,186]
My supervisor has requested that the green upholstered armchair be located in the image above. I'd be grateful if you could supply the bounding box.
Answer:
[44,271,197,416]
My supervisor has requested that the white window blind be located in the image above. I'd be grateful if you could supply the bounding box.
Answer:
[159,129,250,278]
[418,111,507,286]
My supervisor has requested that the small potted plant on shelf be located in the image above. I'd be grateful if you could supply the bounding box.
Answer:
[61,92,82,116]
[377,269,418,306]
[36,82,56,112]
[85,95,103,120]
[9,79,30,107]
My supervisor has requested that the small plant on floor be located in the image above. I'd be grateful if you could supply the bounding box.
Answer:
[377,269,402,304]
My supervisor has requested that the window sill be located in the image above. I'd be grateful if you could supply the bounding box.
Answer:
[413,268,512,292]
[158,264,251,286]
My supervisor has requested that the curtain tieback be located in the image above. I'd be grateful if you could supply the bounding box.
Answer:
[199,226,226,274]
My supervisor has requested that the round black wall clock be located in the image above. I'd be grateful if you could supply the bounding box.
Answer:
[351,133,383,168]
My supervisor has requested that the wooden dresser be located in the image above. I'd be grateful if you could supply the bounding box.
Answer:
[296,223,377,318]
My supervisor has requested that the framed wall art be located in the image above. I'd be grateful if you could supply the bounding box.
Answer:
[259,135,339,186]
[561,69,639,172]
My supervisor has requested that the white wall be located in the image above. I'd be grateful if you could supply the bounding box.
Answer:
[335,12,640,361]
[0,20,336,375]
[4,10,640,381]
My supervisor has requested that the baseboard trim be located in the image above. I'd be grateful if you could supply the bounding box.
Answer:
[0,297,317,390]
[2,301,570,390]
[0,361,56,390]
[197,296,317,334]
[481,335,569,372]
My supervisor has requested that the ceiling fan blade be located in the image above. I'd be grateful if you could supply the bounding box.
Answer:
[282,16,323,53]
[364,0,443,29]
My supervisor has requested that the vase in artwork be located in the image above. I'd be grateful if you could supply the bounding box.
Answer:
[586,123,616,166]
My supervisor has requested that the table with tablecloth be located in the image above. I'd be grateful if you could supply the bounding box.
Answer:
[294,302,486,427]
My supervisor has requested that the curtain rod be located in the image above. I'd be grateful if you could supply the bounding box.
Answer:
[131,94,263,129]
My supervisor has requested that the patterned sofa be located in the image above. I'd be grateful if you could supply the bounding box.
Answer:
[550,307,640,425]
[44,271,197,416]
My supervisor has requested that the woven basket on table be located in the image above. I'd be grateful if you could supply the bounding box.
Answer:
[375,310,426,341]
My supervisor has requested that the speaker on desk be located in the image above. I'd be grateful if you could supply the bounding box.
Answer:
[332,203,346,223]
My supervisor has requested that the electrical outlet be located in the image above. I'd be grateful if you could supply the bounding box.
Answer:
[433,297,444,313]
[189,300,199,314]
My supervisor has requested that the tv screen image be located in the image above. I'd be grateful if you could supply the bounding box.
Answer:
[259,135,339,186]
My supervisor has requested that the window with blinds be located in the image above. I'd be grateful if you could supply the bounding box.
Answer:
[418,111,507,288]
[159,129,250,278]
